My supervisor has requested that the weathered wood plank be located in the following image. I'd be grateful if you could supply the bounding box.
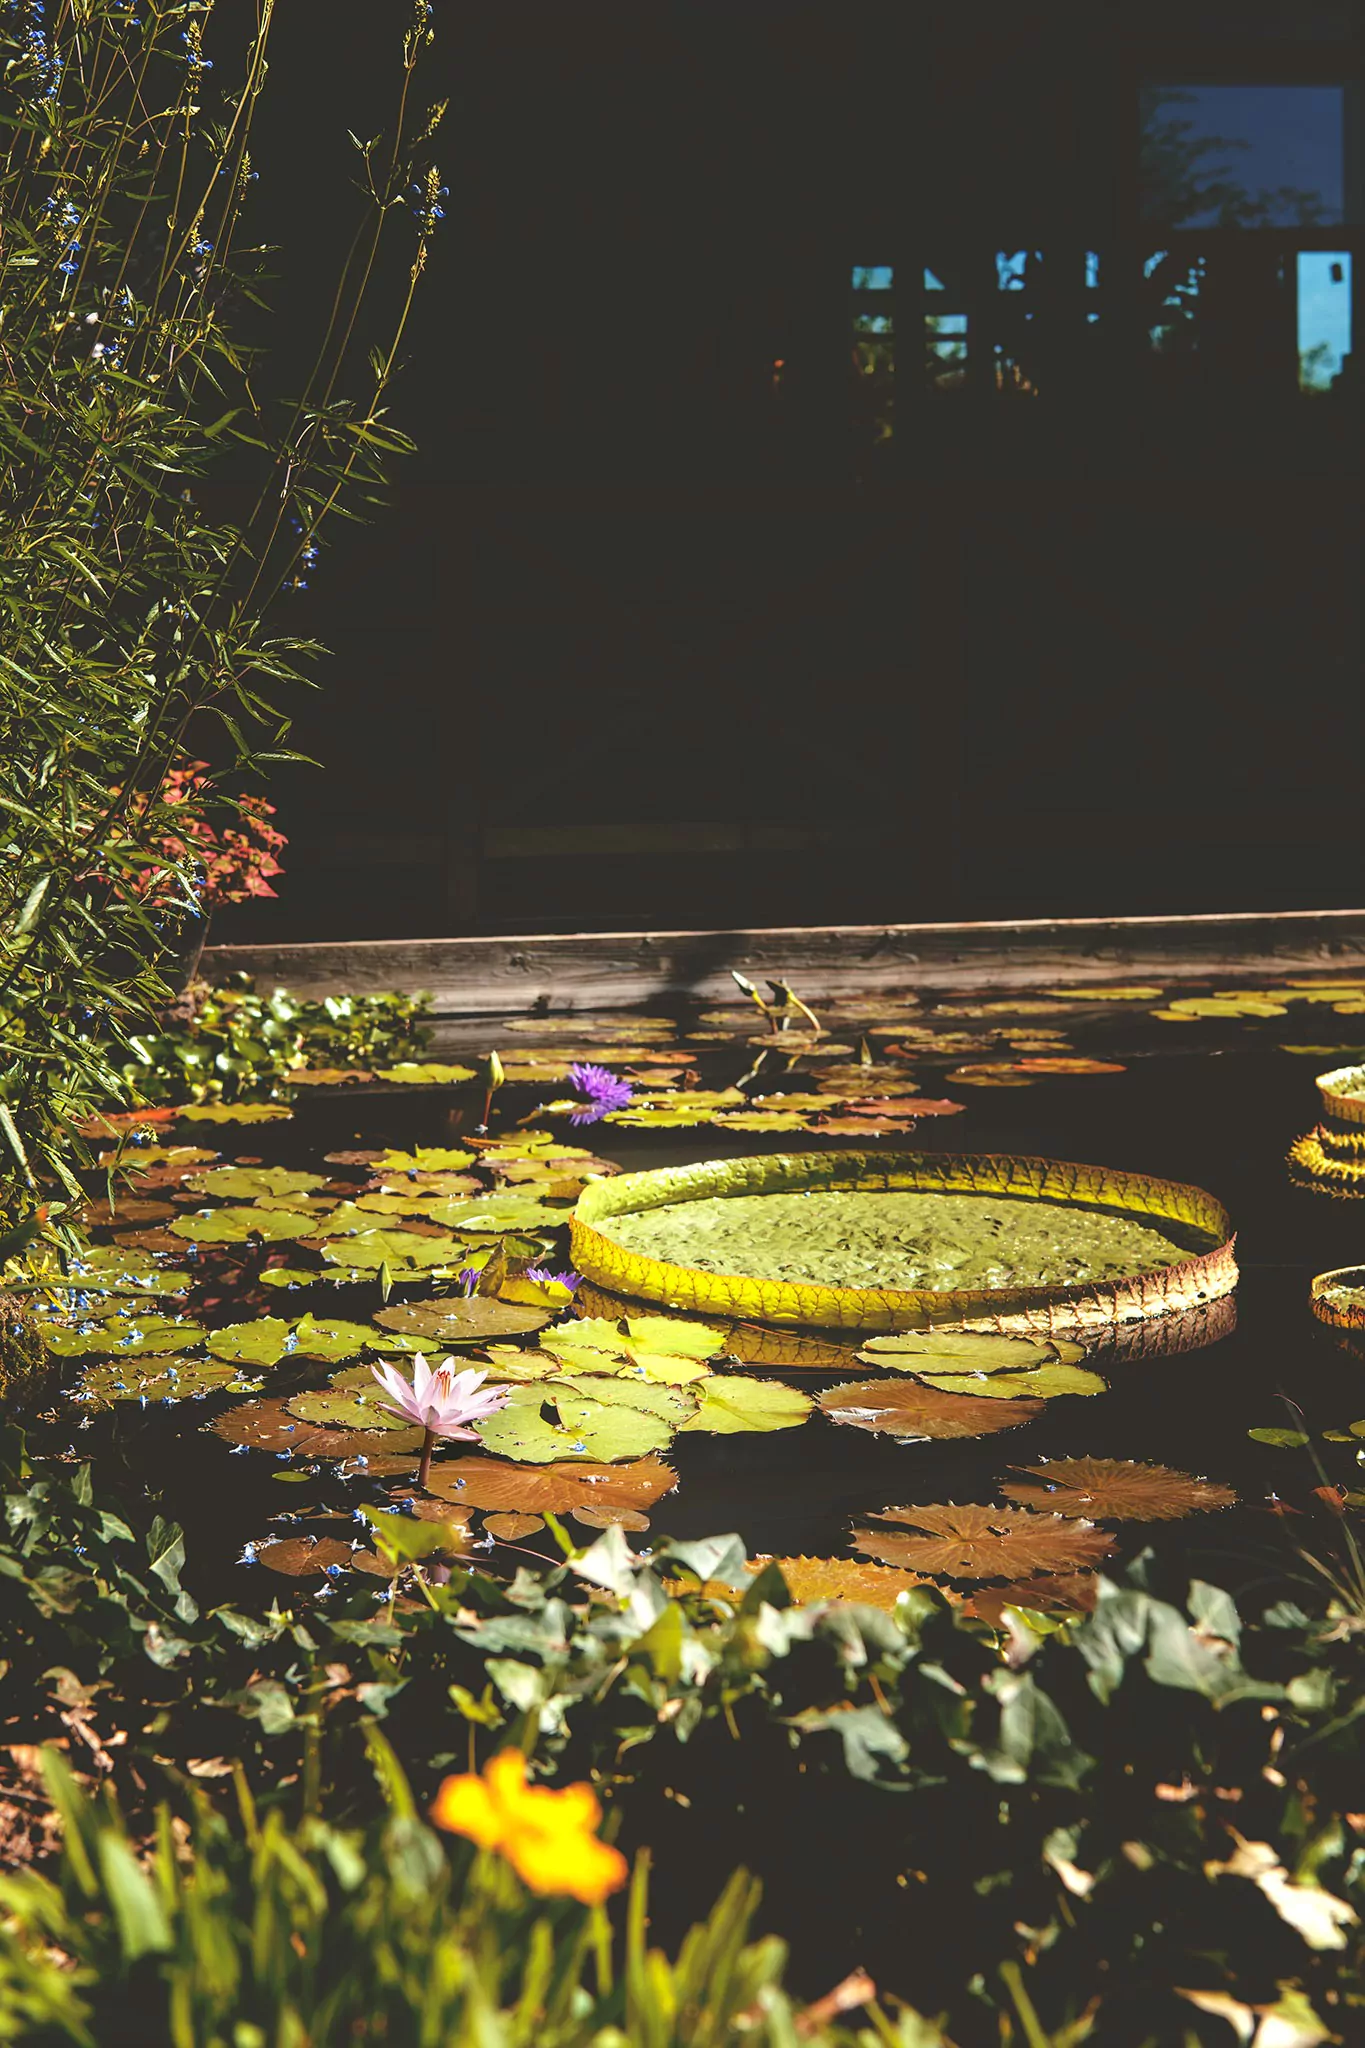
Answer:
[204,909,1365,1016]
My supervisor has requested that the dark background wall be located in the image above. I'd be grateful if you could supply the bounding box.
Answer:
[210,0,1362,945]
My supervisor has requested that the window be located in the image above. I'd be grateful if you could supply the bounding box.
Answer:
[1298,250,1353,391]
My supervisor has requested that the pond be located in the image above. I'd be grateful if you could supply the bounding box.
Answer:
[20,970,1365,2008]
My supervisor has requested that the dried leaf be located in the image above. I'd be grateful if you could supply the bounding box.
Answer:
[853,1503,1115,1580]
[1001,1458,1238,1521]
[819,1380,1043,1439]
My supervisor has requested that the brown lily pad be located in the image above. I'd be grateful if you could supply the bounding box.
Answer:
[966,1574,1100,1625]
[818,1380,1043,1439]
[209,1396,424,1462]
[257,1536,353,1577]
[1000,1458,1238,1522]
[759,1555,937,1609]
[853,1503,1115,1580]
[424,1454,678,1515]
[569,1505,651,1532]
[482,1512,545,1540]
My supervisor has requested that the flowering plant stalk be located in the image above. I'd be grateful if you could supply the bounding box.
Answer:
[0,0,446,1242]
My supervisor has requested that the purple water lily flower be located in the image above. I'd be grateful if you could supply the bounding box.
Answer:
[525,1266,581,1292]
[567,1062,633,1125]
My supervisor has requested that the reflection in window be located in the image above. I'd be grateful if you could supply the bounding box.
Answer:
[924,267,947,292]
[851,265,894,444]
[996,251,1041,291]
[1145,253,1206,357]
[1139,85,1345,229]
[1298,251,1353,392]
[926,312,967,392]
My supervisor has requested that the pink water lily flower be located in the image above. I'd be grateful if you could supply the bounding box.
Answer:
[370,1356,508,1487]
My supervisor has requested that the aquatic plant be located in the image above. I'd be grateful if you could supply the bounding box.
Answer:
[370,1355,510,1487]
[566,1063,635,1124]
[430,1748,628,1905]
[0,0,444,1231]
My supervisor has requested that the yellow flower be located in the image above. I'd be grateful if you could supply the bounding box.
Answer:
[430,1749,627,1906]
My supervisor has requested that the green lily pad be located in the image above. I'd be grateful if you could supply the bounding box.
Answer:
[373,1296,552,1343]
[185,1166,330,1200]
[473,1384,674,1463]
[170,1206,310,1244]
[74,1357,257,1407]
[316,1230,466,1271]
[553,1375,696,1425]
[914,1363,1106,1399]
[678,1375,814,1435]
[479,1347,571,1382]
[558,1314,728,1362]
[296,1201,394,1239]
[377,1147,475,1172]
[374,1062,476,1085]
[204,1318,293,1368]
[54,1247,191,1297]
[259,1267,343,1290]
[175,1103,294,1123]
[287,1382,416,1431]
[1248,1428,1311,1448]
[43,1313,206,1359]
[287,1314,374,1362]
[418,1196,570,1233]
[857,1331,1086,1370]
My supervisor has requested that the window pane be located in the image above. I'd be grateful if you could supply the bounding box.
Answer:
[1298,250,1353,391]
[1139,85,1345,229]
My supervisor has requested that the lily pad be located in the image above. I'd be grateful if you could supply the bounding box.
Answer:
[914,1362,1106,1399]
[376,1147,475,1172]
[424,1454,677,1513]
[209,1396,423,1461]
[677,1375,813,1435]
[205,1317,293,1367]
[569,1505,650,1532]
[170,1206,309,1244]
[257,1536,354,1577]
[185,1166,329,1200]
[418,1195,570,1233]
[287,1381,418,1431]
[75,1357,254,1406]
[288,1314,376,1362]
[818,1380,1043,1439]
[473,1384,674,1463]
[1248,1428,1311,1448]
[758,1555,936,1610]
[1001,1458,1238,1521]
[374,1062,476,1084]
[175,1103,294,1123]
[553,1375,696,1425]
[315,1230,465,1271]
[853,1502,1115,1580]
[374,1296,552,1343]
[858,1331,1084,1371]
[483,1511,546,1540]
[43,1313,206,1358]
[53,1247,191,1297]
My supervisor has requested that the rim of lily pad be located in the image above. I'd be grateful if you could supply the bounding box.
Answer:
[570,1150,1237,1336]
[1309,1264,1365,1330]
[1315,1064,1365,1127]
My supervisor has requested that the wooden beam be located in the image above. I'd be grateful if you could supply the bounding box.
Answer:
[204,907,1365,1016]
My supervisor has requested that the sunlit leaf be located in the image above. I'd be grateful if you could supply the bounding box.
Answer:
[423,1454,677,1514]
[553,1375,696,1424]
[175,1103,294,1123]
[1153,996,1288,1020]
[678,1375,812,1435]
[81,1195,176,1227]
[257,1536,353,1577]
[42,1312,206,1358]
[473,1383,675,1463]
[288,1314,378,1362]
[315,1230,465,1271]
[416,1195,569,1232]
[1248,1428,1310,1448]
[858,1331,1068,1370]
[49,1246,191,1297]
[373,1296,552,1342]
[376,1147,475,1171]
[1013,1058,1126,1076]
[185,1166,329,1199]
[1039,986,1164,1001]
[819,1380,1043,1439]
[948,1064,1036,1087]
[1001,1458,1238,1521]
[853,1503,1114,1579]
[170,1206,309,1244]
[569,1505,649,1532]
[209,1396,423,1461]
[762,1555,936,1609]
[75,1357,255,1406]
[483,1512,545,1540]
[373,1062,476,1084]
[499,1275,578,1309]
[967,1575,1099,1624]
[204,1317,292,1367]
[915,1361,1106,1399]
[288,1066,375,1086]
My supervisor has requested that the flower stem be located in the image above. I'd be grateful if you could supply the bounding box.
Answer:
[418,1427,435,1490]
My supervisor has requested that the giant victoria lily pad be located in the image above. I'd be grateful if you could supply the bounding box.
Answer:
[572,1150,1236,1335]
